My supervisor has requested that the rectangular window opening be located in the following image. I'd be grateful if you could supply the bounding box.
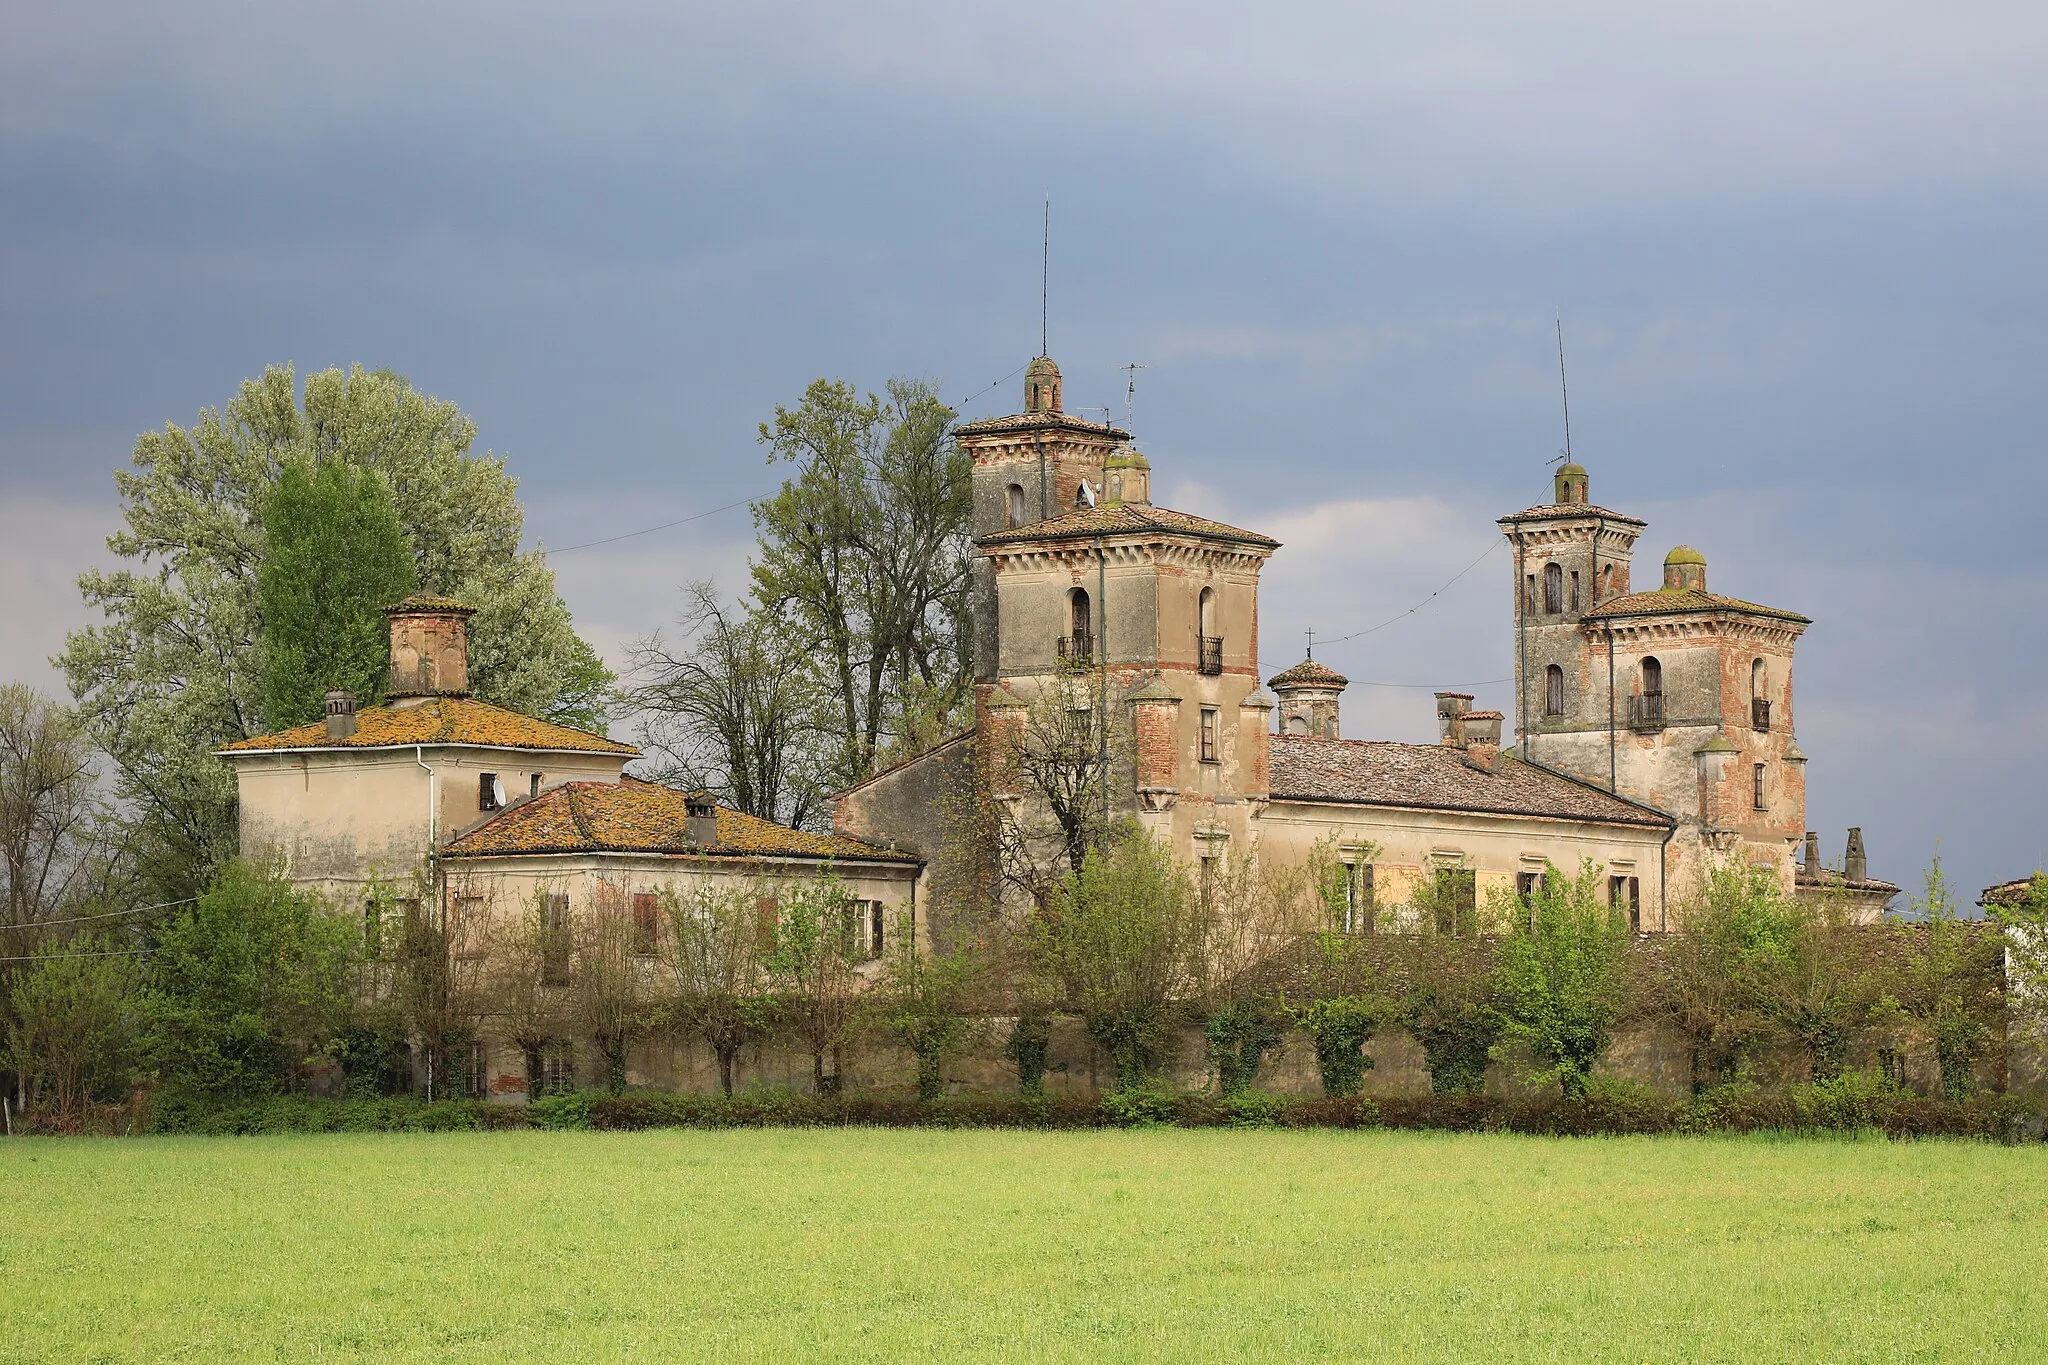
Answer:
[1199,707,1219,764]
[478,773,500,812]
[1753,763,1768,811]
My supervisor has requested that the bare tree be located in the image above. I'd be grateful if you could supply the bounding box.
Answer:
[998,666,1135,900]
[762,869,863,1095]
[0,685,123,947]
[572,880,660,1093]
[660,882,773,1095]
[628,581,828,830]
[485,887,577,1097]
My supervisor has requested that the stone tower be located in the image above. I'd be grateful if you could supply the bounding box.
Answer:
[1268,657,1348,739]
[1499,465,1812,905]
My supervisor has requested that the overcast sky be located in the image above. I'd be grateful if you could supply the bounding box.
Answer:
[3,3,2044,899]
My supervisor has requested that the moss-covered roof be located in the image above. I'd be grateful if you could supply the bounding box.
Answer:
[1665,545,1707,566]
[1583,587,1809,625]
[979,503,1279,550]
[1267,658,1349,689]
[219,697,636,756]
[385,594,475,615]
[444,779,918,863]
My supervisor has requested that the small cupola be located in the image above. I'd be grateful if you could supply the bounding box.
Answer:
[1268,658,1348,738]
[1663,545,1707,592]
[385,595,476,702]
[1554,462,1589,506]
[1105,449,1151,506]
[1025,355,1063,414]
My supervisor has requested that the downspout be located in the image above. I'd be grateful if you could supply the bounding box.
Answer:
[1659,820,1675,932]
[415,744,438,1101]
[1036,433,1049,522]
[1515,534,1528,757]
[1597,514,1615,793]
[1097,528,1109,834]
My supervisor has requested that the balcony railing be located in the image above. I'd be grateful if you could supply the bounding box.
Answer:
[1199,635,1224,676]
[1751,698,1772,732]
[1630,690,1665,729]
[1057,633,1095,665]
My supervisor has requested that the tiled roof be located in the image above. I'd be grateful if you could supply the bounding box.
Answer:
[1498,503,1647,526]
[1583,587,1809,625]
[386,594,474,614]
[219,697,637,756]
[1979,876,2044,909]
[444,779,919,863]
[1268,658,1348,689]
[1796,866,1902,898]
[1268,735,1673,827]
[980,503,1279,549]
[955,411,1131,440]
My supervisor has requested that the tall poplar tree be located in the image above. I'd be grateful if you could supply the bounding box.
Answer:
[257,458,417,729]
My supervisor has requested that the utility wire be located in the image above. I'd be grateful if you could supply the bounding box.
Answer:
[1316,538,1504,647]
[1345,677,1511,690]
[3,896,196,931]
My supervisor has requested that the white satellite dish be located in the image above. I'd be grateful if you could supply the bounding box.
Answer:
[1079,480,1097,508]
[491,775,508,809]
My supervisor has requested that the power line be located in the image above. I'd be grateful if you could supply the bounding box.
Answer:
[4,896,196,932]
[955,361,1031,413]
[549,496,760,555]
[1316,538,1504,647]
[1347,677,1511,690]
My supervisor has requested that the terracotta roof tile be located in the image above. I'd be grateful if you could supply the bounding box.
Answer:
[1269,735,1673,827]
[444,780,918,862]
[1497,503,1647,526]
[1583,587,1809,625]
[980,503,1279,550]
[219,697,637,756]
[955,411,1131,439]
[1268,658,1348,689]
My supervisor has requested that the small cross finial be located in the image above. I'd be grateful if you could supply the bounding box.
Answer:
[1305,626,1314,659]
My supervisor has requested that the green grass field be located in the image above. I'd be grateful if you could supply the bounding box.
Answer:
[2,1129,2043,1361]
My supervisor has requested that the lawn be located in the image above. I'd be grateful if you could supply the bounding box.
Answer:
[1,1128,2043,1361]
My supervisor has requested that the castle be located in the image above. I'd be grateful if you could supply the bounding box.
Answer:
[836,354,1897,925]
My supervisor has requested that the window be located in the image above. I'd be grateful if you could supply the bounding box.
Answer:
[451,895,487,961]
[1569,570,1581,613]
[530,772,543,797]
[1543,562,1563,614]
[1609,876,1641,933]
[1064,588,1093,661]
[1198,588,1222,674]
[1753,763,1768,811]
[1341,863,1377,934]
[1006,483,1026,528]
[539,1043,575,1096]
[870,900,886,959]
[1199,855,1219,909]
[631,892,659,956]
[478,772,501,811]
[1525,573,1538,613]
[1751,658,1766,699]
[462,1041,489,1099]
[1516,870,1541,904]
[1544,664,1565,716]
[1199,707,1219,763]
[1641,656,1662,693]
[1602,564,1615,599]
[541,893,571,984]
[1637,655,1664,724]
[1433,868,1477,936]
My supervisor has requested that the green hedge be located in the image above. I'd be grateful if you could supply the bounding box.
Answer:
[130,1082,2041,1143]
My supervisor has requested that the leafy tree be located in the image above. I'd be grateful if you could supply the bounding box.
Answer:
[1393,932,1501,1096]
[1197,839,1326,1095]
[877,912,977,1101]
[3,936,136,1119]
[752,377,971,791]
[1655,863,1798,1092]
[1988,872,2048,1049]
[137,859,357,1101]
[572,882,660,1094]
[257,457,416,728]
[1283,854,1393,1098]
[1029,825,1203,1090]
[660,882,774,1096]
[763,868,863,1095]
[0,686,129,980]
[1756,883,1877,1081]
[629,582,828,829]
[1489,859,1629,1097]
[61,364,614,899]
[485,889,578,1098]
[1876,856,2004,1100]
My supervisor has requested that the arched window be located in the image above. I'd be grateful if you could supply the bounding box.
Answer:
[1544,664,1565,716]
[1069,588,1092,658]
[1196,586,1221,674]
[1006,484,1025,529]
[1543,562,1564,614]
[1198,587,1216,637]
[1750,658,1766,698]
[1287,715,1309,735]
[1642,656,1662,693]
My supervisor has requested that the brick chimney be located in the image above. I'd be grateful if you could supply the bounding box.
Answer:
[1435,692,1474,747]
[686,793,720,847]
[323,690,357,741]
[1460,710,1503,772]
[1844,827,1868,882]
[1804,830,1821,876]
[385,596,475,702]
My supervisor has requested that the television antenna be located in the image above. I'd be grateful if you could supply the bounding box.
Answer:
[1554,312,1574,464]
[1040,197,1050,357]
[1120,362,1148,430]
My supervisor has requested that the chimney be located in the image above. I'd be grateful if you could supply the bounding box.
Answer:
[686,794,719,847]
[1804,830,1821,876]
[1844,828,1868,882]
[323,690,357,741]
[1435,692,1473,747]
[384,596,476,701]
[1461,710,1503,772]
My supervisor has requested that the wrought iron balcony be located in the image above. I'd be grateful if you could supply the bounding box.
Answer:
[1198,635,1224,676]
[1751,698,1772,732]
[1057,633,1095,665]
[1630,690,1665,729]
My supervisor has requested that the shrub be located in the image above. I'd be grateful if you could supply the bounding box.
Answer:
[529,1092,594,1131]
[1100,1084,1182,1128]
[1491,860,1631,1097]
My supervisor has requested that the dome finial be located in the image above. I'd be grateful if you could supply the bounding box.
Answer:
[1663,544,1707,592]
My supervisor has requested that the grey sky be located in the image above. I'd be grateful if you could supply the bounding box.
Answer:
[3,3,2044,899]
